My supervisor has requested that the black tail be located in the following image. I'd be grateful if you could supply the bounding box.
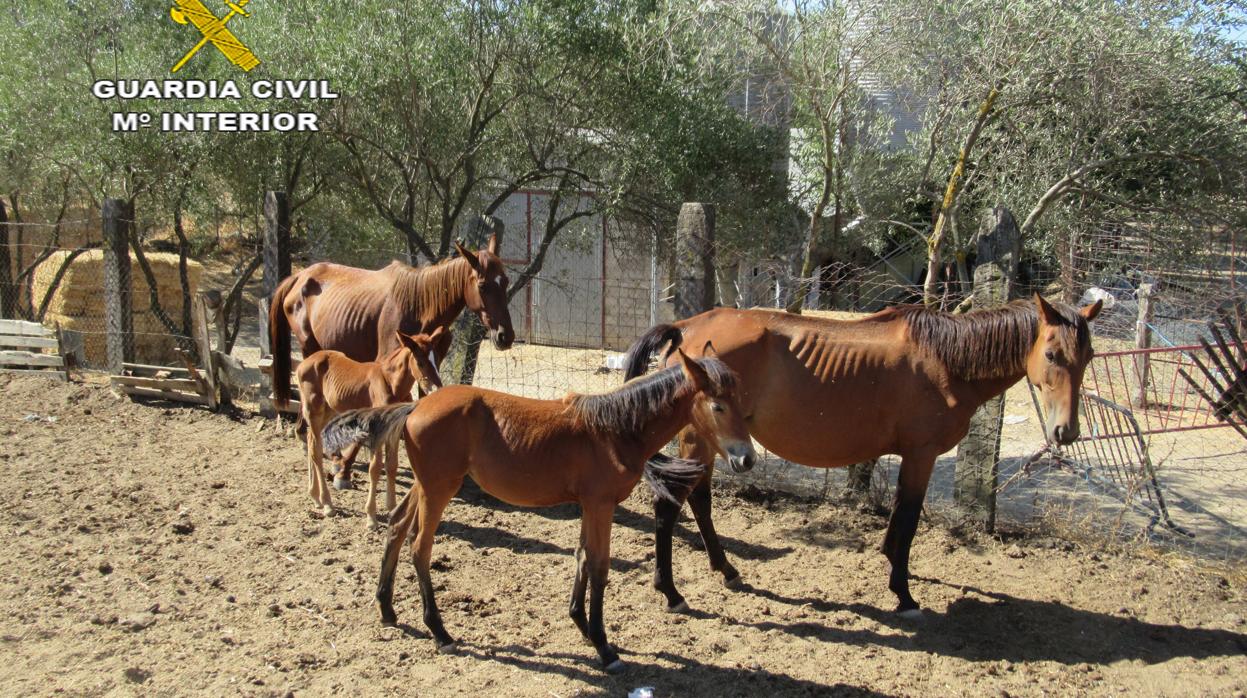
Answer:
[322,403,416,457]
[643,453,706,503]
[624,323,683,381]
[269,273,299,409]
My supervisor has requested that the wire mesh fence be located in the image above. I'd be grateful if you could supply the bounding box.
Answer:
[4,197,1245,564]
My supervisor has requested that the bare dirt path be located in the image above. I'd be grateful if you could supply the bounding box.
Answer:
[0,374,1244,696]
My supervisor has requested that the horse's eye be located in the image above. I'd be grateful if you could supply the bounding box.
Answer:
[711,402,725,413]
[1045,350,1057,363]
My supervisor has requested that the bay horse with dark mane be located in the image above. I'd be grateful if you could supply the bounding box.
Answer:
[321,349,757,671]
[623,294,1102,617]
[269,234,515,412]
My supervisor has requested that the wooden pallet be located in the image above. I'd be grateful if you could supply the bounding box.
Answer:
[109,356,212,406]
[0,319,67,381]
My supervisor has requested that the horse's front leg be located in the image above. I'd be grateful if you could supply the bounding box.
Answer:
[365,447,385,527]
[882,454,935,618]
[384,441,398,512]
[580,501,623,672]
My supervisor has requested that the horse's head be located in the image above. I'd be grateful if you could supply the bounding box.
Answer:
[456,235,516,351]
[395,327,448,395]
[1026,293,1102,445]
[674,347,757,473]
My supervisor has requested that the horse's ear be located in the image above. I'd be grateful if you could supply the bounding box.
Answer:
[487,233,499,255]
[1079,299,1103,322]
[675,348,710,392]
[395,331,419,353]
[1034,293,1062,326]
[702,340,718,358]
[455,240,483,272]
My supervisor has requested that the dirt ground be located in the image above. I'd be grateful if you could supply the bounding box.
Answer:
[2,373,1244,697]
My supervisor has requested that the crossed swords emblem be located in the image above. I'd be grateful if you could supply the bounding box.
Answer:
[169,0,260,73]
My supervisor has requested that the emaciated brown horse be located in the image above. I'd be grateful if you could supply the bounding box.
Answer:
[623,294,1102,617]
[321,350,758,671]
[298,328,446,522]
[269,235,515,411]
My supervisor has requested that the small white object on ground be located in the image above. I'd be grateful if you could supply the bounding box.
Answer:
[603,354,628,371]
[628,688,655,698]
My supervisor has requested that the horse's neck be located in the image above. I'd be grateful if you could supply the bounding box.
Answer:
[957,371,1027,407]
[628,390,697,464]
[379,353,416,399]
[394,258,471,329]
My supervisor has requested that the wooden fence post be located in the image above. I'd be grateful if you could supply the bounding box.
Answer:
[1133,283,1154,408]
[954,206,1021,530]
[262,191,291,304]
[0,198,14,319]
[102,198,134,372]
[674,203,715,319]
[193,293,219,410]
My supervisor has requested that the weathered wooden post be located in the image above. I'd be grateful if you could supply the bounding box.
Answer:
[954,206,1021,530]
[102,198,134,372]
[1133,283,1154,408]
[845,459,876,500]
[0,199,14,319]
[262,191,291,304]
[674,203,716,319]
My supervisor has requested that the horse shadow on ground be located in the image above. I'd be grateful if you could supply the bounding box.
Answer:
[448,476,795,564]
[726,577,1247,666]
[385,622,891,696]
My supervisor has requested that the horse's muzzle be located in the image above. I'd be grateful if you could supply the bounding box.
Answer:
[1051,423,1079,445]
[727,445,757,474]
[491,328,514,351]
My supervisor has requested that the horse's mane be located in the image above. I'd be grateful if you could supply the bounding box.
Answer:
[387,257,472,320]
[568,358,737,434]
[891,299,1089,380]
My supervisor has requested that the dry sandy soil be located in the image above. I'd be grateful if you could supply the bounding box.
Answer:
[1,373,1245,697]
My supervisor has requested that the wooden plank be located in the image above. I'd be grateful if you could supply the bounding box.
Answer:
[0,335,59,350]
[110,375,202,392]
[0,351,65,367]
[0,319,53,336]
[122,362,191,376]
[0,367,67,381]
[117,385,211,406]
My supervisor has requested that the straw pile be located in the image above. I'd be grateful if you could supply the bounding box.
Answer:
[33,250,204,366]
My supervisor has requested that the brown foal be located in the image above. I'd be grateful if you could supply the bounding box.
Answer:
[322,349,757,671]
[298,328,446,522]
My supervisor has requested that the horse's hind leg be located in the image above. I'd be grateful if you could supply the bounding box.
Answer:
[411,478,460,650]
[581,501,623,672]
[304,407,333,515]
[377,485,420,626]
[882,455,935,617]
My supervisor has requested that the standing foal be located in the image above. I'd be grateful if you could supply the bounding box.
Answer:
[298,328,446,523]
[322,349,757,671]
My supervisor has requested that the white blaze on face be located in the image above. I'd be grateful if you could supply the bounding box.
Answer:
[494,276,504,288]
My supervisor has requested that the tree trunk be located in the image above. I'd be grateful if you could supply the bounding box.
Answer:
[953,206,1021,531]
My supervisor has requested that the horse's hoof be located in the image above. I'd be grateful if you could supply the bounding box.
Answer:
[380,617,398,627]
[723,574,743,589]
[321,505,334,517]
[665,600,689,614]
[333,477,353,490]
[897,607,924,621]
[436,640,459,654]
[603,658,626,673]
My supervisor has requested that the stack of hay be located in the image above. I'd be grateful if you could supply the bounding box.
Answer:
[33,250,204,367]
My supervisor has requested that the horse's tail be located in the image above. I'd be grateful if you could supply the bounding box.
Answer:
[322,403,416,458]
[269,273,299,409]
[623,323,684,381]
[643,452,706,504]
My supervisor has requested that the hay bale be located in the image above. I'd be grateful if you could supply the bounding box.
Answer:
[35,251,205,366]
